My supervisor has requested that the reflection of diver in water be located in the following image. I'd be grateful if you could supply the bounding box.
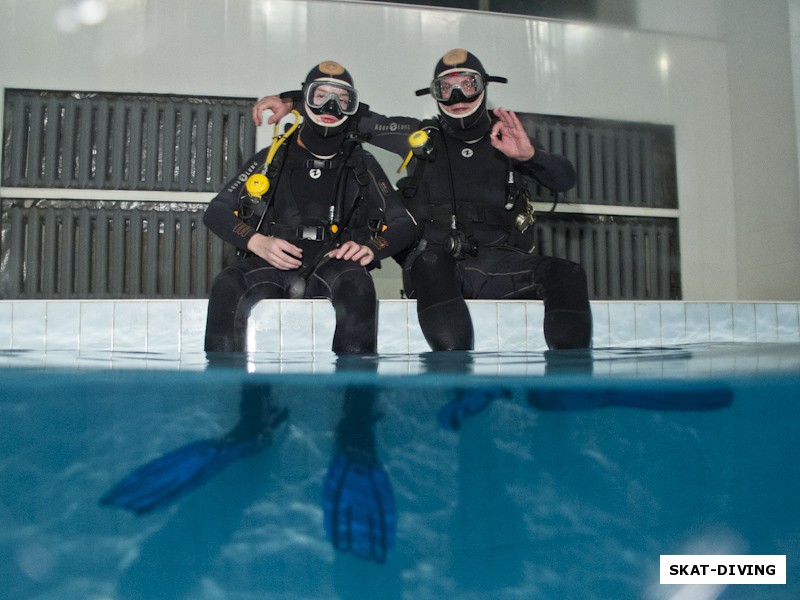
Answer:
[100,384,287,515]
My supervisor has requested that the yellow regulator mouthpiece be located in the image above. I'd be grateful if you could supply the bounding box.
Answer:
[245,173,270,198]
[398,129,433,173]
[409,129,429,149]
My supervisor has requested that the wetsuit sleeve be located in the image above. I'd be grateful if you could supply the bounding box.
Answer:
[202,149,269,251]
[360,152,417,262]
[277,96,420,158]
[516,137,577,193]
[358,110,421,158]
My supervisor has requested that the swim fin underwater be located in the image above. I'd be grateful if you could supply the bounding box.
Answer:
[437,386,512,430]
[100,384,287,515]
[323,386,397,563]
[527,382,733,411]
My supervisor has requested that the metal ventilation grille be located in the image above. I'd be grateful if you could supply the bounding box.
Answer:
[535,213,680,300]
[2,89,255,191]
[1,90,680,300]
[1,199,236,299]
[523,114,677,209]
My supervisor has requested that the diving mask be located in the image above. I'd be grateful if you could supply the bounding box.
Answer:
[304,80,360,117]
[430,70,484,105]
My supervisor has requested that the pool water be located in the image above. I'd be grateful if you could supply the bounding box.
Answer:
[1,345,799,599]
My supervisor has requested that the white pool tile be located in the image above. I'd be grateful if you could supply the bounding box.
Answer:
[659,303,686,346]
[5,299,800,358]
[407,305,429,354]
[497,302,528,351]
[13,301,47,350]
[777,303,800,342]
[279,301,314,352]
[0,302,14,349]
[249,301,280,353]
[634,302,661,346]
[113,301,148,351]
[755,303,779,343]
[590,302,610,349]
[80,301,114,351]
[378,300,411,353]
[526,302,547,351]
[685,303,711,343]
[609,302,636,347]
[45,301,81,350]
[146,301,182,353]
[732,304,756,343]
[708,304,733,342]
[377,357,415,376]
[470,301,499,352]
[180,300,208,353]
[311,300,336,353]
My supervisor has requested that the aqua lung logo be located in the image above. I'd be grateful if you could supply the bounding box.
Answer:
[309,169,322,179]
[229,162,259,193]
[373,122,412,133]
[461,148,474,158]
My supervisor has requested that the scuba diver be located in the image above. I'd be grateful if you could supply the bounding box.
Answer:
[204,60,415,354]
[253,49,592,352]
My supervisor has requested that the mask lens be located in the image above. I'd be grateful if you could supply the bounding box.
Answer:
[305,81,359,115]
[431,72,483,102]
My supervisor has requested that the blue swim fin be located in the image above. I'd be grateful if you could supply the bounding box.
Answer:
[101,387,287,515]
[323,386,397,563]
[99,438,259,514]
[323,451,397,564]
[437,386,511,430]
[527,383,733,411]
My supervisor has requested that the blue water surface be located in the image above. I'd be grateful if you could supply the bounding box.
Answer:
[1,344,799,600]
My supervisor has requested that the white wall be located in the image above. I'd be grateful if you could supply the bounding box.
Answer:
[638,0,800,300]
[1,0,798,300]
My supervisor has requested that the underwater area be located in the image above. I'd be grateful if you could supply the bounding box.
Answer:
[1,343,799,600]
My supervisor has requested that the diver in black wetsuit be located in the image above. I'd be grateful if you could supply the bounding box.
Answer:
[254,49,592,352]
[204,61,415,354]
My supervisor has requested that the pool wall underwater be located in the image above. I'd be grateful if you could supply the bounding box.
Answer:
[1,299,799,600]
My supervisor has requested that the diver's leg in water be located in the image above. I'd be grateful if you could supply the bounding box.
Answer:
[466,250,592,350]
[535,257,593,350]
[222,383,288,444]
[403,248,473,351]
[204,256,287,353]
[325,384,397,564]
[308,259,377,354]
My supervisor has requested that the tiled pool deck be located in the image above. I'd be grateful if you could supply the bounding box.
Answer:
[2,300,799,354]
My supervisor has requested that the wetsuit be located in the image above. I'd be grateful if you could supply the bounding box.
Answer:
[359,110,592,351]
[203,133,415,353]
